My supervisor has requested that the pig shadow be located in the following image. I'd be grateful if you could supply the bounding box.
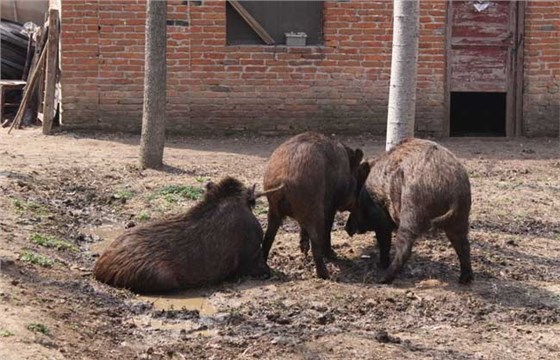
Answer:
[330,235,560,314]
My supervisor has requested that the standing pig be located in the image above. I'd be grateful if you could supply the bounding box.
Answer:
[345,138,473,284]
[262,131,365,279]
[93,177,279,293]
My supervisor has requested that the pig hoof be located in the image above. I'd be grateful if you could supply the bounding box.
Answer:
[256,272,271,280]
[300,244,310,257]
[316,268,330,280]
[377,260,390,270]
[378,273,395,284]
[459,272,473,284]
[325,249,338,260]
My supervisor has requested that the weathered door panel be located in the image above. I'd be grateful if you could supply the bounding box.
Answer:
[449,1,513,93]
[451,47,508,92]
[447,0,523,136]
[451,0,510,44]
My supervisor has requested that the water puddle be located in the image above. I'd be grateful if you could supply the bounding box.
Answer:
[139,290,217,316]
[82,223,123,254]
[133,290,219,337]
[211,281,278,309]
[132,315,218,337]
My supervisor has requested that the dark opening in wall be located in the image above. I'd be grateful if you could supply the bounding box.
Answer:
[450,92,506,137]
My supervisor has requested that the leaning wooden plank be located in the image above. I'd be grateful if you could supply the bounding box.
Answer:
[36,28,48,115]
[28,26,48,81]
[42,8,59,135]
[7,44,47,134]
[227,0,274,45]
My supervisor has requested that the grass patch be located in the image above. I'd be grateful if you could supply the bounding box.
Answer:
[27,323,49,335]
[19,251,55,267]
[254,205,268,215]
[137,211,151,222]
[0,329,14,337]
[155,185,204,203]
[195,176,211,183]
[113,189,135,200]
[228,307,243,317]
[30,233,77,252]
[12,198,49,216]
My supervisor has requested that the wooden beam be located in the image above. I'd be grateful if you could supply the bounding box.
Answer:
[8,45,47,134]
[227,0,274,45]
[42,8,60,135]
[514,1,525,136]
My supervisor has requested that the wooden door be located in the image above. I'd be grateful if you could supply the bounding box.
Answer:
[446,1,524,136]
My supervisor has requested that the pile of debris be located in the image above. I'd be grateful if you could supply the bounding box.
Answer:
[1,4,60,134]
[0,19,34,80]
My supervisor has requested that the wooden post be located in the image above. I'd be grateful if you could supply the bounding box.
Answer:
[7,46,47,134]
[42,8,59,135]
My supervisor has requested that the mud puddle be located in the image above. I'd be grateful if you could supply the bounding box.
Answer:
[134,291,219,337]
[139,291,218,316]
[82,223,123,254]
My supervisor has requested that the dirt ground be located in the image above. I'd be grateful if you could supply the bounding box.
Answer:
[0,128,559,360]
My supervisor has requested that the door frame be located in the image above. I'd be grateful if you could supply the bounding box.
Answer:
[444,1,525,137]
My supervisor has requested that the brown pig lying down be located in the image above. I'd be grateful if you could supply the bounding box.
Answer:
[345,138,474,284]
[93,177,278,293]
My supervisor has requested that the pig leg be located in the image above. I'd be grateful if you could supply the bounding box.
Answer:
[379,211,424,284]
[445,225,473,284]
[375,227,392,269]
[373,210,394,269]
[301,216,329,279]
[299,229,310,257]
[262,210,282,261]
[323,207,338,260]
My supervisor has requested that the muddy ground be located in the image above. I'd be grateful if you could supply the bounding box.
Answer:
[0,128,559,360]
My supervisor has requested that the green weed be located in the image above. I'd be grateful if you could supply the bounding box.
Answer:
[113,189,135,200]
[0,329,14,337]
[12,198,49,216]
[228,307,242,317]
[156,185,204,202]
[254,205,268,215]
[30,234,77,252]
[195,176,211,183]
[19,251,55,267]
[137,211,151,222]
[27,323,49,335]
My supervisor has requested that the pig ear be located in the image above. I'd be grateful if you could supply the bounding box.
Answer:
[357,161,371,184]
[247,184,257,203]
[205,181,217,192]
[354,148,364,163]
[349,148,364,171]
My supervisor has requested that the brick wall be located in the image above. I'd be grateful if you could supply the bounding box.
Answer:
[61,0,100,125]
[523,1,560,136]
[60,0,558,136]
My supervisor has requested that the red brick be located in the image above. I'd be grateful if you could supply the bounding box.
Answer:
[60,0,558,136]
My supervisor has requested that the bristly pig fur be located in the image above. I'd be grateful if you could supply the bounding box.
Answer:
[93,177,270,293]
[345,138,473,284]
[262,131,364,279]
